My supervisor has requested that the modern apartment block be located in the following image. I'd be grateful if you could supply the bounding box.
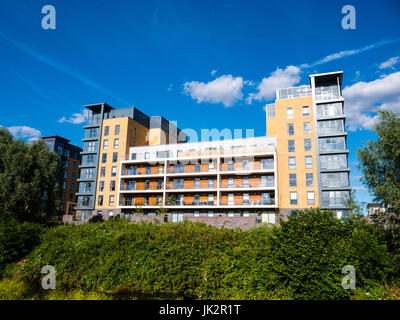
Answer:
[42,136,82,215]
[75,103,187,221]
[74,71,351,227]
[266,71,351,219]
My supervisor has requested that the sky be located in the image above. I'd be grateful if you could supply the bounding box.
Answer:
[0,0,399,212]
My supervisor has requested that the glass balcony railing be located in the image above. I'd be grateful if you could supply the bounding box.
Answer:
[220,182,274,189]
[220,199,275,206]
[168,200,217,206]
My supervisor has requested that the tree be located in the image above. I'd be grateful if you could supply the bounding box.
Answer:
[0,128,62,222]
[357,110,400,256]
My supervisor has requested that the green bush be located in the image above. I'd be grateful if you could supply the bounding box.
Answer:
[0,220,44,275]
[18,211,396,300]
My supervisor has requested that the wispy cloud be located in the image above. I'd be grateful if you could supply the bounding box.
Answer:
[58,109,89,124]
[210,70,217,76]
[0,31,129,106]
[379,56,399,69]
[299,38,400,69]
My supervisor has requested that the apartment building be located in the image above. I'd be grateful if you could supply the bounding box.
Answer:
[266,71,351,219]
[74,71,351,226]
[75,103,187,221]
[42,135,82,215]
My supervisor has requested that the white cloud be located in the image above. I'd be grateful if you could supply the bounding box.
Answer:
[183,74,245,107]
[210,70,217,76]
[58,109,89,124]
[379,56,399,69]
[246,66,301,103]
[299,38,400,69]
[342,71,400,131]
[7,126,42,141]
[167,83,173,91]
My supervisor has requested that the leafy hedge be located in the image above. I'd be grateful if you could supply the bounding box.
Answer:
[18,209,395,300]
[0,220,44,276]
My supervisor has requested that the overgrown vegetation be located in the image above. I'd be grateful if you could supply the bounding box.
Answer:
[0,209,397,300]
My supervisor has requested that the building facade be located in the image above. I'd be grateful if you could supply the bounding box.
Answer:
[74,71,351,227]
[42,135,82,215]
[75,103,187,221]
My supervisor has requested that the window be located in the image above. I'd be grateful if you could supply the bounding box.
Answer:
[322,191,350,207]
[114,138,119,149]
[304,138,312,151]
[209,162,216,172]
[102,153,107,163]
[70,183,74,191]
[228,211,235,217]
[266,104,275,117]
[208,178,215,188]
[307,191,315,205]
[287,123,295,136]
[194,211,200,217]
[131,153,137,160]
[104,126,109,136]
[112,152,118,163]
[109,195,115,206]
[194,178,200,188]
[243,211,250,217]
[97,195,103,206]
[306,173,314,187]
[208,194,214,205]
[302,106,310,117]
[318,119,344,135]
[320,154,347,170]
[99,181,104,192]
[57,146,63,155]
[228,160,234,171]
[64,170,68,179]
[243,193,250,205]
[157,179,163,190]
[290,192,298,205]
[321,172,349,188]
[319,137,346,152]
[145,180,150,190]
[286,107,294,119]
[63,181,67,189]
[288,140,295,152]
[100,167,106,177]
[243,176,249,187]
[261,158,273,170]
[242,160,249,170]
[289,174,297,187]
[73,162,77,170]
[66,149,70,157]
[103,139,108,150]
[228,177,234,188]
[115,125,120,135]
[208,211,214,217]
[305,156,313,169]
[144,152,150,160]
[111,166,117,177]
[72,172,75,180]
[145,166,151,175]
[65,159,69,168]
[87,141,96,152]
[288,157,296,169]
[83,168,94,179]
[303,122,311,134]
[228,194,234,205]
[110,180,115,191]
[317,102,343,118]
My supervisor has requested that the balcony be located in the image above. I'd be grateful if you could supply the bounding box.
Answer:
[120,199,163,206]
[167,182,216,190]
[120,185,163,191]
[220,182,274,189]
[220,199,275,206]
[122,166,164,176]
[168,200,217,206]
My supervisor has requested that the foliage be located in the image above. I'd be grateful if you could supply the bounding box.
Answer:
[0,128,62,222]
[0,220,45,275]
[18,210,395,300]
[155,207,168,216]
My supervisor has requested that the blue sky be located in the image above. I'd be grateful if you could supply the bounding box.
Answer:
[1,0,400,211]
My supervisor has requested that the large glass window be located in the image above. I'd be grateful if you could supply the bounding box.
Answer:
[319,137,346,152]
[104,126,109,136]
[317,102,343,118]
[111,166,117,177]
[318,119,344,135]
[320,154,348,170]
[302,106,310,117]
[322,191,350,207]
[112,152,118,163]
[100,167,106,177]
[114,138,119,149]
[266,104,275,117]
[307,191,315,205]
[103,139,108,150]
[101,153,107,163]
[315,83,340,101]
[321,172,349,187]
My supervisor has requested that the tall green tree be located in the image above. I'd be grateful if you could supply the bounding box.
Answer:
[357,110,400,254]
[0,128,62,222]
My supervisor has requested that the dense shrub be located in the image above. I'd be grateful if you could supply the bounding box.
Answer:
[0,220,44,275]
[18,211,396,300]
